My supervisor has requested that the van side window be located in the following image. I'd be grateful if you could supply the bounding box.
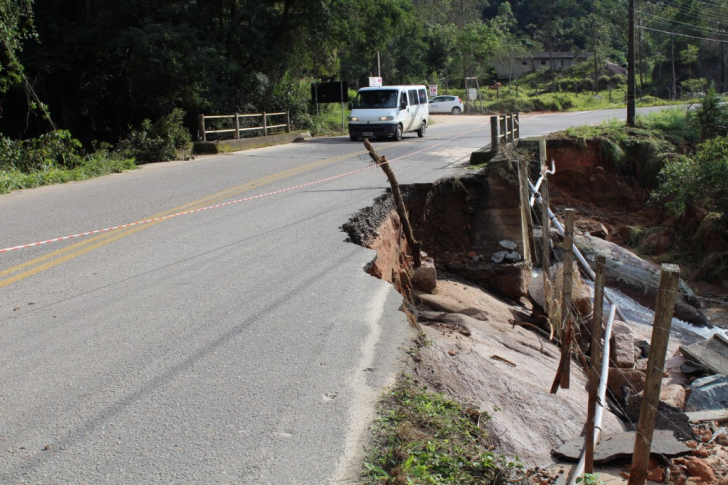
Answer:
[400,92,407,107]
[408,89,418,105]
[418,89,427,104]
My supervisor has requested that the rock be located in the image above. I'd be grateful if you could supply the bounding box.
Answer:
[448,349,458,356]
[661,384,688,409]
[635,339,651,358]
[686,375,728,412]
[611,331,636,369]
[492,250,509,263]
[495,263,530,299]
[636,359,649,372]
[554,429,690,463]
[590,223,610,239]
[715,434,728,446]
[505,251,522,262]
[681,336,728,376]
[549,227,564,243]
[412,256,437,293]
[685,457,717,484]
[608,368,645,402]
[500,239,518,251]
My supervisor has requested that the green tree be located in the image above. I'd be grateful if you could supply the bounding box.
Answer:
[0,0,34,93]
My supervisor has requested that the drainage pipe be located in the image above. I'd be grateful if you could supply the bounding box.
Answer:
[567,304,617,485]
[528,180,630,324]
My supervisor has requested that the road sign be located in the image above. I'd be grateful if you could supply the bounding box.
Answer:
[468,88,478,100]
[430,85,438,96]
[368,77,383,87]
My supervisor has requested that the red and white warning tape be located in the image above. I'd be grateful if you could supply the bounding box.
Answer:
[0,125,485,254]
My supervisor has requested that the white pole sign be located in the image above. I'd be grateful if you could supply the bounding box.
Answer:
[369,77,383,87]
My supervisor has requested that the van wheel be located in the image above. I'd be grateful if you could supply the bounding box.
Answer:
[394,124,403,141]
[349,134,358,141]
[417,121,426,138]
[451,107,461,115]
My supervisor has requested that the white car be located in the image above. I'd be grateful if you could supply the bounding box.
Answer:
[428,95,463,115]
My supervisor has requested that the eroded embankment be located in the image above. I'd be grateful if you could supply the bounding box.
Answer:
[341,169,627,468]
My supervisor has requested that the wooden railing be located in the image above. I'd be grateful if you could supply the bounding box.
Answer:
[198,111,291,142]
[490,113,519,153]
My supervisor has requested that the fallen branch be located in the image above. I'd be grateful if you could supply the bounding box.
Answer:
[363,138,421,267]
[491,355,517,367]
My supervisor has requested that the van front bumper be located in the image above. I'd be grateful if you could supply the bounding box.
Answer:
[348,123,398,138]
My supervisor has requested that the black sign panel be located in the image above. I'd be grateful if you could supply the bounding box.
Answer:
[311,82,349,103]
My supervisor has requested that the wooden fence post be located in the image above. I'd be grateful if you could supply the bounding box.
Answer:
[491,116,499,153]
[262,112,268,136]
[551,208,575,393]
[627,264,681,485]
[233,113,240,139]
[500,115,507,145]
[198,114,206,142]
[286,111,291,133]
[515,112,520,140]
[507,114,514,143]
[586,255,607,473]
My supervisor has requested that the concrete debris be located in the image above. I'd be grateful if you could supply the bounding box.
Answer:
[686,409,728,422]
[626,392,693,440]
[553,430,690,463]
[680,334,728,375]
[685,374,728,412]
[589,223,610,239]
[500,239,518,251]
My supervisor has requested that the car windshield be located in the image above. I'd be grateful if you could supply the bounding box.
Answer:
[353,90,398,109]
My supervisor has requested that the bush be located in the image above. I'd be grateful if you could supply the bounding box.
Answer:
[653,136,728,227]
[610,74,626,86]
[693,86,728,141]
[0,130,83,172]
[118,108,191,163]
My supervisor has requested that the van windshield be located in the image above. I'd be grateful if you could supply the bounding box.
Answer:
[353,89,398,109]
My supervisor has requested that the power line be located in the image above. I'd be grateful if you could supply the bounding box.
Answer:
[637,24,728,42]
[638,11,728,36]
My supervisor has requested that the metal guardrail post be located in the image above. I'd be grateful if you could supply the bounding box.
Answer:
[490,116,499,153]
[286,111,291,133]
[233,113,240,139]
[198,114,206,142]
[262,112,268,136]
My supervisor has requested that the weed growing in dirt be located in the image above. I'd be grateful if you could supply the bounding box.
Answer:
[363,377,524,485]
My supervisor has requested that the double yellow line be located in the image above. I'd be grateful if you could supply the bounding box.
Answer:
[1,148,374,288]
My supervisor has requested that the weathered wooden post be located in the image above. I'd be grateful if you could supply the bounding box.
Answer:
[262,112,268,136]
[541,179,551,316]
[506,114,514,143]
[491,116,499,154]
[551,208,575,393]
[515,113,520,140]
[233,113,240,139]
[586,255,607,473]
[627,264,681,485]
[286,111,291,133]
[499,115,507,145]
[198,114,206,142]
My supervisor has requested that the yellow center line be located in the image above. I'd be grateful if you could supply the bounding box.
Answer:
[0,147,375,287]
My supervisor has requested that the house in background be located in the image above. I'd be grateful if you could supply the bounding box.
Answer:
[492,52,593,80]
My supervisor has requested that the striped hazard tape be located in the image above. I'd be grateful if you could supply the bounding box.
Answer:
[0,124,486,254]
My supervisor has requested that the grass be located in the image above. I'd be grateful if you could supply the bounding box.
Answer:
[363,376,524,485]
[0,153,136,194]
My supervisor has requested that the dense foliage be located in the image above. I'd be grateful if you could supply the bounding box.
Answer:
[0,0,725,157]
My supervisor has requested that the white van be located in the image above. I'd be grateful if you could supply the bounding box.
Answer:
[348,85,429,141]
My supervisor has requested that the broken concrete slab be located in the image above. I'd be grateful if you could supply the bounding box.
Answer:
[686,409,728,422]
[680,334,728,376]
[626,393,693,440]
[685,374,728,412]
[553,430,691,463]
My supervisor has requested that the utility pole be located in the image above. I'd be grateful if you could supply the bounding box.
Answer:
[627,0,636,126]
[377,50,381,78]
[721,41,725,93]
[671,36,677,100]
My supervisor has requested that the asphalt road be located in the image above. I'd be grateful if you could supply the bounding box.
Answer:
[0,106,673,484]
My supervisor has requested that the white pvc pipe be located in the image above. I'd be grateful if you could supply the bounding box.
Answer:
[567,304,617,485]
[528,180,630,324]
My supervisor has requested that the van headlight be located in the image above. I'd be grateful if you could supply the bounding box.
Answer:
[349,116,359,121]
[378,116,394,121]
